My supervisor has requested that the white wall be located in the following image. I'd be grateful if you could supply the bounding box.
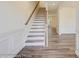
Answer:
[39,1,46,8]
[0,1,39,57]
[0,1,38,34]
[58,6,76,34]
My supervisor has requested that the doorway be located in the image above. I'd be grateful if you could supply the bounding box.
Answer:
[48,15,58,35]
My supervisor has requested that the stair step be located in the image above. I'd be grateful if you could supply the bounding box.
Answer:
[31,26,45,28]
[25,40,44,43]
[35,17,45,18]
[33,21,45,23]
[34,19,45,20]
[31,26,44,28]
[34,20,45,21]
[27,38,45,40]
[25,42,45,46]
[28,33,45,35]
[32,25,45,26]
[31,27,45,29]
[33,20,45,22]
[30,29,45,31]
[33,22,45,23]
[27,36,45,39]
[24,46,44,48]
[27,35,45,37]
[29,31,45,33]
[31,23,45,25]
[35,16,45,17]
[35,18,45,21]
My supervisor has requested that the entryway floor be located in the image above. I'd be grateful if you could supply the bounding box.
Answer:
[15,28,77,58]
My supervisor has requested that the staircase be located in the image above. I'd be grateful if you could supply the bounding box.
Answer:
[25,8,47,47]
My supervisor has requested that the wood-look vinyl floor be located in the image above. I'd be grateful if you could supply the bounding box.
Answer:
[15,27,77,58]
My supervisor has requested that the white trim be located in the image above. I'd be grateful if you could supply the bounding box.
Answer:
[0,28,25,58]
[46,9,48,47]
[75,50,79,57]
[59,32,76,35]
[57,32,61,35]
[0,44,25,58]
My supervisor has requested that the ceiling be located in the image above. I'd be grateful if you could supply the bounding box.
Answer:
[45,1,63,13]
[42,1,79,14]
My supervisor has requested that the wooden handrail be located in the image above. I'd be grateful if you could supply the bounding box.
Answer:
[25,1,39,25]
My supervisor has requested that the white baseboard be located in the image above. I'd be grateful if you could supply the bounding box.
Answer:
[58,33,76,35]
